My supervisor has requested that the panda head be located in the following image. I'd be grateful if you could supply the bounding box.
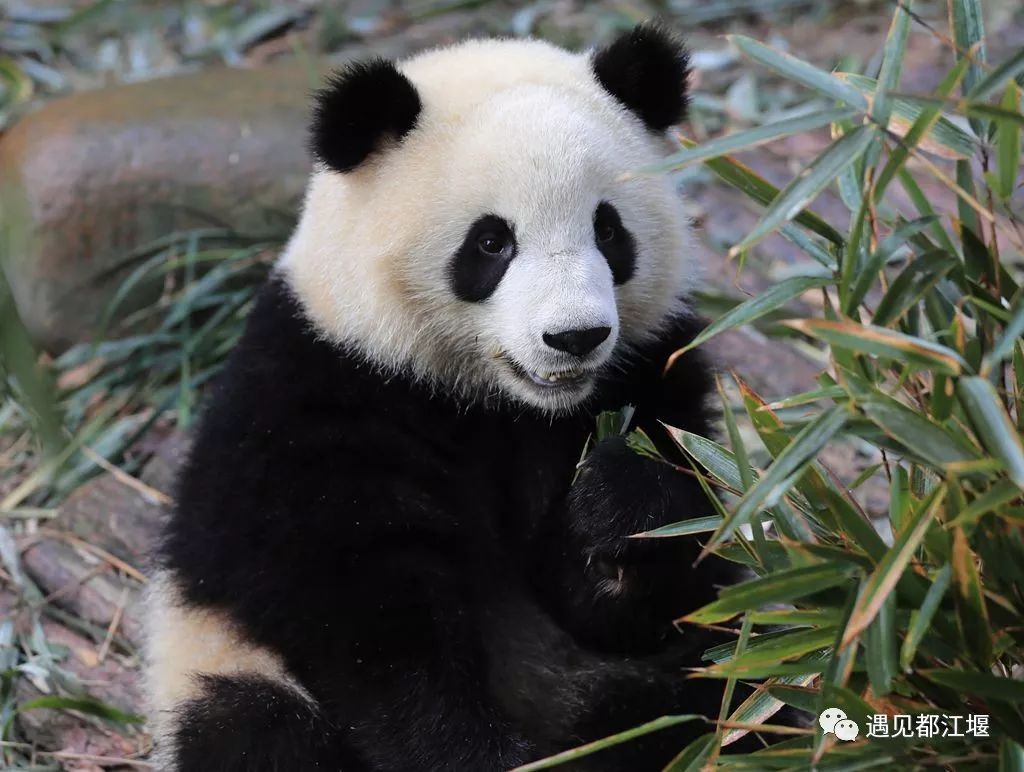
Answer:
[282,23,697,414]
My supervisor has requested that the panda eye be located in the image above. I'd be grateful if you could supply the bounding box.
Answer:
[593,201,636,285]
[477,233,510,257]
[594,205,620,244]
[596,223,617,243]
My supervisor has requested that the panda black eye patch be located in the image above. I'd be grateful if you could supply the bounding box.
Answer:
[450,215,517,302]
[594,202,636,285]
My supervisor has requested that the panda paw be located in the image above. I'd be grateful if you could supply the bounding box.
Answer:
[567,434,703,561]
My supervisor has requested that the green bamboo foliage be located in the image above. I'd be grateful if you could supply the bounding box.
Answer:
[609,1,1024,768]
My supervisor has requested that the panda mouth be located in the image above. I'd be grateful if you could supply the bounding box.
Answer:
[526,367,589,388]
[502,357,592,390]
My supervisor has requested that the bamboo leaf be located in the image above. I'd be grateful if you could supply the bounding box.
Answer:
[957,377,1024,490]
[0,272,64,456]
[842,487,945,645]
[674,276,831,356]
[900,563,952,670]
[951,526,993,665]
[630,516,723,538]
[985,294,1024,373]
[683,562,855,625]
[963,102,1024,127]
[730,127,876,257]
[872,0,911,128]
[1000,738,1024,772]
[786,319,968,374]
[969,47,1024,100]
[854,389,980,467]
[947,480,1022,527]
[719,627,837,668]
[728,35,868,109]
[951,0,987,92]
[875,56,971,203]
[871,250,957,326]
[511,715,702,771]
[838,72,976,159]
[671,430,748,491]
[922,670,1024,702]
[996,84,1022,199]
[951,0,987,135]
[844,217,941,315]
[654,109,857,172]
[706,407,848,550]
[865,595,897,696]
[15,695,142,726]
[679,139,844,244]
[662,734,717,772]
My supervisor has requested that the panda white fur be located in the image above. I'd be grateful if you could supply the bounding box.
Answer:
[147,23,740,771]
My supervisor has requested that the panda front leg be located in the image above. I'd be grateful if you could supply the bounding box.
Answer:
[314,545,541,771]
[544,434,727,654]
[145,575,347,772]
[148,547,539,771]
[159,673,343,771]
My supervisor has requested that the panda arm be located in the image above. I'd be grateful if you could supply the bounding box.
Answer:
[538,317,729,652]
[331,540,541,770]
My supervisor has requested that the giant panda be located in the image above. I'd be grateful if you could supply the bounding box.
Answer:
[146,22,741,771]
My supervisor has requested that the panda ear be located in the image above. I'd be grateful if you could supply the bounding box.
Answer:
[310,58,422,173]
[592,22,690,133]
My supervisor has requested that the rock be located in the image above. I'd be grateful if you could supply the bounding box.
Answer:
[57,473,166,567]
[0,61,315,350]
[0,29,429,352]
[138,429,188,498]
[16,466,174,651]
[20,537,144,647]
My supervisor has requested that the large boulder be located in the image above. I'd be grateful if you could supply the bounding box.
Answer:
[0,62,317,350]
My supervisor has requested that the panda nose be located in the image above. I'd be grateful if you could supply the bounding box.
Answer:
[542,326,611,357]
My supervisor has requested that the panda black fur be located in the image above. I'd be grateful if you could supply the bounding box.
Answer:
[147,23,741,771]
